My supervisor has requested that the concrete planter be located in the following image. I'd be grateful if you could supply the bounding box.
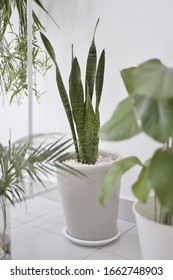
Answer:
[58,150,121,246]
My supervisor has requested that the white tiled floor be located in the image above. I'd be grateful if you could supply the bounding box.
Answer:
[10,195,142,260]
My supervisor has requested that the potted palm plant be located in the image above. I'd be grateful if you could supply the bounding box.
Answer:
[0,1,71,260]
[100,58,173,259]
[41,20,121,246]
[0,137,72,259]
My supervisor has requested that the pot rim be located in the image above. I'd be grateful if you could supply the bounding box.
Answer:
[62,149,122,170]
[133,197,173,229]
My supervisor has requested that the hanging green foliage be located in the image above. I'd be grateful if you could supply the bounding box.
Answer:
[0,0,58,102]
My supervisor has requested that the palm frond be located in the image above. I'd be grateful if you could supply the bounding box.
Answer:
[0,137,73,205]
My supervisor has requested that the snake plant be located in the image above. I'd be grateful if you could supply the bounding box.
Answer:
[41,19,105,164]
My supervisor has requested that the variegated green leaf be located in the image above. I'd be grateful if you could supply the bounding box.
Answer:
[69,57,85,156]
[96,49,105,110]
[83,89,96,164]
[41,32,79,157]
[93,108,100,161]
[85,19,99,100]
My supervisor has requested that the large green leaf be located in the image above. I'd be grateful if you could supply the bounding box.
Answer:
[149,149,173,214]
[100,96,141,141]
[133,94,173,143]
[132,164,152,203]
[132,59,173,100]
[100,156,143,205]
[120,67,136,95]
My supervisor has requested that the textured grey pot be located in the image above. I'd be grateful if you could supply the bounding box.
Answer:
[58,150,121,246]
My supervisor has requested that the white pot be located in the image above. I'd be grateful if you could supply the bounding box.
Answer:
[58,150,121,246]
[133,197,173,259]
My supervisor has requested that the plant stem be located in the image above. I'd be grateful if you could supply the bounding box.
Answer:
[171,134,173,150]
[154,195,157,222]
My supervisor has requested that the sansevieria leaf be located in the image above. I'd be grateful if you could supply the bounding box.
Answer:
[41,32,79,157]
[96,49,105,110]
[93,108,100,161]
[85,19,99,100]
[83,89,95,164]
[69,57,85,156]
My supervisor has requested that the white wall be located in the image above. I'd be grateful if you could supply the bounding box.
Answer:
[33,0,171,199]
[0,100,28,144]
[1,0,172,199]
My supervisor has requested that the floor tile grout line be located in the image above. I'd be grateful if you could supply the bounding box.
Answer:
[118,224,137,237]
[98,246,131,260]
[81,248,102,260]
[10,206,63,226]
[11,220,67,239]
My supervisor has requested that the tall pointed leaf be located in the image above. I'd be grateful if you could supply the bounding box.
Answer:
[85,20,99,100]
[41,32,79,156]
[83,89,95,164]
[33,0,59,28]
[95,49,105,110]
[69,57,85,157]
[93,108,100,161]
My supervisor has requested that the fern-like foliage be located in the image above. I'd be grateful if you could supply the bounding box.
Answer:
[0,136,74,248]
[41,19,105,164]
[0,0,58,102]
